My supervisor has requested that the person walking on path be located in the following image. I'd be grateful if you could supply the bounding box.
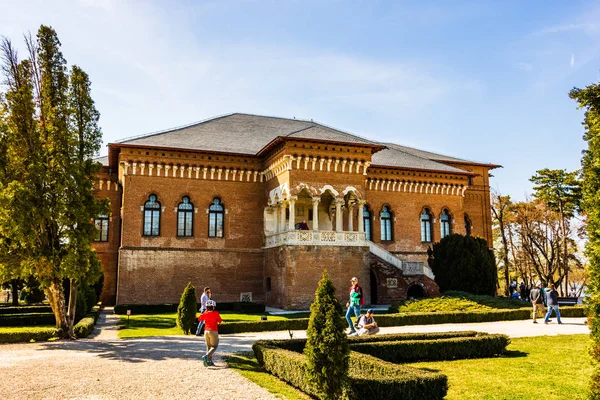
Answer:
[200,287,211,313]
[530,282,546,324]
[345,277,364,335]
[544,283,562,325]
[197,300,222,366]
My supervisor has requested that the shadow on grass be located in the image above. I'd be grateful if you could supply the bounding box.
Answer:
[502,350,528,358]
[224,352,262,371]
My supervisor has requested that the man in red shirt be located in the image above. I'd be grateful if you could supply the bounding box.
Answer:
[197,300,223,366]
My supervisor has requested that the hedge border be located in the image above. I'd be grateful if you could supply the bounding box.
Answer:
[0,328,58,344]
[0,303,102,343]
[0,306,53,315]
[219,305,586,334]
[73,304,102,338]
[349,334,510,363]
[252,342,448,400]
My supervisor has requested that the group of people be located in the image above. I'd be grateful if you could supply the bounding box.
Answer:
[345,277,380,336]
[530,282,563,324]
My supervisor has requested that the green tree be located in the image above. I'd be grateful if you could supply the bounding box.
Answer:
[570,80,600,398]
[428,234,497,296]
[304,270,349,400]
[530,169,582,295]
[177,282,197,334]
[0,26,105,337]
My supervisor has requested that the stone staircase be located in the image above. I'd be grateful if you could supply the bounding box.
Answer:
[367,241,435,280]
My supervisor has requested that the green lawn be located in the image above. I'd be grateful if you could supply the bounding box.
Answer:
[118,311,309,338]
[394,291,528,313]
[225,352,311,400]
[406,334,591,400]
[226,334,591,400]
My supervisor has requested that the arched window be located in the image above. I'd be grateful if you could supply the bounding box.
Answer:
[380,206,393,241]
[143,194,161,236]
[464,214,472,236]
[363,207,372,241]
[94,215,109,242]
[420,208,432,243]
[208,198,224,238]
[440,209,452,238]
[177,196,194,237]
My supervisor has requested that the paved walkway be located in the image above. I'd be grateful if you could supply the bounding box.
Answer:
[0,310,589,400]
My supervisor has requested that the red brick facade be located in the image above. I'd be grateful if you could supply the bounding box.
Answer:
[91,114,498,308]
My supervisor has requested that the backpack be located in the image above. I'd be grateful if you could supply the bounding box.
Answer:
[357,285,365,306]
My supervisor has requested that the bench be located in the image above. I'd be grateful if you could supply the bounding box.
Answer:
[557,297,579,306]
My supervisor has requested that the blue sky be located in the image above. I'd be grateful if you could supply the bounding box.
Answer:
[2,0,599,199]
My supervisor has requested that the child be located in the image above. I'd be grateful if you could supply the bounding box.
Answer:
[197,300,222,366]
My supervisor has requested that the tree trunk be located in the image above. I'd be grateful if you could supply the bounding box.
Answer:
[67,279,77,338]
[11,280,19,306]
[45,278,68,337]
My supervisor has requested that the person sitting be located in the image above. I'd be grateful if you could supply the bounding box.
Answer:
[297,220,310,230]
[354,309,380,336]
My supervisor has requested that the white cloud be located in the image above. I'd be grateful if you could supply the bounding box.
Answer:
[570,54,575,67]
[516,62,533,72]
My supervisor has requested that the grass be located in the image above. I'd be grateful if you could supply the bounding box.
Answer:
[405,334,591,400]
[393,291,528,313]
[225,352,311,400]
[226,335,590,400]
[118,311,310,338]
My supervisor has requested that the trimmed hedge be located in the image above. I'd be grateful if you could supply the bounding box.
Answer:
[253,342,447,400]
[0,328,58,344]
[218,306,586,334]
[114,301,266,315]
[350,334,509,363]
[0,313,56,327]
[271,331,482,354]
[73,304,102,338]
[0,306,52,315]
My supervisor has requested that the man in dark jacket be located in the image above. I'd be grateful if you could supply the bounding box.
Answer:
[529,282,545,323]
[544,283,562,324]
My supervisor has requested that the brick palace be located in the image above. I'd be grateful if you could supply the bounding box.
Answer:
[92,113,499,309]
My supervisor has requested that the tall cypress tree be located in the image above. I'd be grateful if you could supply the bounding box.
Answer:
[0,26,105,337]
[570,82,600,398]
[304,270,350,400]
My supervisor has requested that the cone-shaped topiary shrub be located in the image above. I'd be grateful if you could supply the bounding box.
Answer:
[177,282,197,334]
[304,270,350,400]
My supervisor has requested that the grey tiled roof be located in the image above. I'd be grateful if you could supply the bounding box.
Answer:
[371,147,468,174]
[117,113,376,154]
[115,113,484,174]
[94,155,109,166]
[382,142,473,163]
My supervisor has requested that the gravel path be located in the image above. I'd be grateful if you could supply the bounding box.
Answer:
[0,311,588,400]
[0,336,278,400]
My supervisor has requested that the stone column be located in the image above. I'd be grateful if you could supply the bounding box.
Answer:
[335,198,344,232]
[280,201,287,232]
[288,196,297,231]
[312,197,320,231]
[348,203,354,231]
[273,204,279,233]
[357,201,366,233]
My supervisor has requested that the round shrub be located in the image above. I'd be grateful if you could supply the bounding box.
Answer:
[428,234,497,296]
